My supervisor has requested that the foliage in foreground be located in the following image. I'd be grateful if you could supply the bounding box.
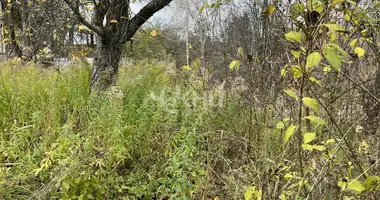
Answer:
[0,55,379,200]
[0,59,209,199]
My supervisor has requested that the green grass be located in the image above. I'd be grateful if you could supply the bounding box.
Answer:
[0,59,299,200]
[0,59,211,199]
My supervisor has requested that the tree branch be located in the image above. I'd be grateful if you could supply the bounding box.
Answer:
[123,0,172,42]
[63,0,105,36]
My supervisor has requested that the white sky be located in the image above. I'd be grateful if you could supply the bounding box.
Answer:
[130,1,174,26]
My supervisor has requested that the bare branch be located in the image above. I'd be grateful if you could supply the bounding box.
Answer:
[62,0,105,36]
[123,0,172,42]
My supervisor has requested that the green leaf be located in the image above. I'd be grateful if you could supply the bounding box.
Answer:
[62,181,70,190]
[290,3,305,19]
[284,89,298,100]
[329,31,337,42]
[302,97,319,114]
[304,115,327,125]
[285,31,302,43]
[306,52,322,71]
[325,43,352,61]
[344,13,351,21]
[303,132,316,144]
[347,180,366,194]
[324,24,346,32]
[229,60,240,70]
[323,46,342,71]
[354,47,365,57]
[284,125,298,144]
[364,176,380,191]
[289,65,302,78]
[199,5,205,14]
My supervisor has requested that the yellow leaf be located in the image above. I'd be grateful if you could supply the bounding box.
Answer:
[285,31,302,43]
[291,50,300,59]
[309,77,322,86]
[354,47,365,57]
[110,19,118,23]
[332,0,344,4]
[280,68,287,77]
[304,115,326,125]
[302,144,314,151]
[324,23,345,32]
[306,52,322,71]
[78,25,85,31]
[303,132,316,144]
[358,140,369,153]
[182,65,191,70]
[151,30,158,37]
[238,47,244,57]
[329,31,337,42]
[276,121,285,129]
[349,39,358,48]
[347,180,366,194]
[284,89,298,100]
[261,4,277,19]
[302,97,319,114]
[229,60,240,70]
[244,186,255,200]
[313,145,326,151]
[284,125,298,144]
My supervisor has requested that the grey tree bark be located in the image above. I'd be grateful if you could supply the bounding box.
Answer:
[63,0,173,92]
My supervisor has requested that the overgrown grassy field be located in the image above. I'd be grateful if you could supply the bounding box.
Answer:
[0,59,217,199]
[1,59,377,200]
[1,59,271,200]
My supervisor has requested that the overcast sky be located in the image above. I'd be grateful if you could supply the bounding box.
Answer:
[130,1,174,26]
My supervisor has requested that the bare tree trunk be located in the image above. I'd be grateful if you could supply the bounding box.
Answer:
[185,28,190,67]
[9,24,22,58]
[63,0,173,92]
[1,0,22,57]
[20,0,33,60]
[90,39,122,91]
